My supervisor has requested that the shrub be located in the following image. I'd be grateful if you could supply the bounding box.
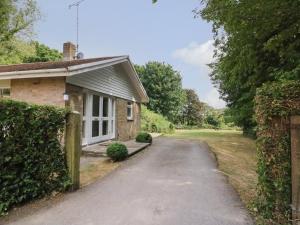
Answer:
[255,81,300,224]
[106,143,128,161]
[0,99,70,215]
[136,132,152,144]
[141,105,175,134]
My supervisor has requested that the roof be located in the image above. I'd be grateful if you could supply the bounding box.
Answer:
[0,56,149,103]
[0,57,119,73]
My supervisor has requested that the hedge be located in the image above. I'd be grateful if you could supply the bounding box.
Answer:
[255,81,300,224]
[141,105,175,134]
[0,99,71,215]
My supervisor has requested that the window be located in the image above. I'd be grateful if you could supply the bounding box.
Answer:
[127,102,133,120]
[0,88,10,98]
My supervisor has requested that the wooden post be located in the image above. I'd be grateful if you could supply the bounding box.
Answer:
[291,116,300,224]
[65,111,81,191]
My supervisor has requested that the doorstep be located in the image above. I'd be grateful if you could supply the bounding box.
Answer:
[82,139,151,158]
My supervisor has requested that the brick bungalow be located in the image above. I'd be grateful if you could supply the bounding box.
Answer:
[0,42,149,145]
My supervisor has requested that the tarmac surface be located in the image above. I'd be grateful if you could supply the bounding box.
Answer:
[4,137,253,225]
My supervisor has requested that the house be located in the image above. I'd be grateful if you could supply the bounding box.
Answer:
[0,42,149,145]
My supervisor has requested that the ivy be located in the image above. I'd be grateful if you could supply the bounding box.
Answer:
[255,81,300,224]
[0,99,71,215]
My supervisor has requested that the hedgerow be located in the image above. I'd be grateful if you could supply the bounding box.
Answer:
[255,81,300,224]
[0,99,71,215]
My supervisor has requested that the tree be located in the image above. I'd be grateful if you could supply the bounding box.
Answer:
[135,62,186,123]
[182,89,205,126]
[0,41,62,65]
[0,0,40,43]
[197,0,300,134]
[0,0,40,64]
[0,39,35,64]
[23,42,63,63]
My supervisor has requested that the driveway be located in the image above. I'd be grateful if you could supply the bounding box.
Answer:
[3,137,253,225]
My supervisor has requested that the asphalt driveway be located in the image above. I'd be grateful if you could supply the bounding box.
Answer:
[3,137,253,225]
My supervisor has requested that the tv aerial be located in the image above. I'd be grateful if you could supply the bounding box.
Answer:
[69,0,86,58]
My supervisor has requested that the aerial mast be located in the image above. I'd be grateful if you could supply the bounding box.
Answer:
[69,0,85,57]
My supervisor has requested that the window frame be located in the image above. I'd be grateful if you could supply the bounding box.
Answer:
[127,102,134,120]
[0,88,10,98]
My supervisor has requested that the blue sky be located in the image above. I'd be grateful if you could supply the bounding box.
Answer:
[35,0,226,108]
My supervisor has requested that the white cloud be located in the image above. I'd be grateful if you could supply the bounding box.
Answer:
[173,40,226,109]
[203,88,226,109]
[172,40,214,70]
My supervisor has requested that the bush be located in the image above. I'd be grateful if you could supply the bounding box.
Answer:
[136,132,152,144]
[141,105,175,134]
[0,99,70,215]
[106,143,128,161]
[255,81,300,224]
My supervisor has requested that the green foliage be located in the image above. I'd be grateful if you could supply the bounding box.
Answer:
[199,0,300,134]
[141,105,175,134]
[181,89,205,127]
[0,0,40,43]
[106,143,128,162]
[205,113,221,129]
[136,132,152,144]
[23,41,63,63]
[255,81,300,224]
[0,39,35,64]
[135,62,186,123]
[0,40,62,65]
[0,99,70,215]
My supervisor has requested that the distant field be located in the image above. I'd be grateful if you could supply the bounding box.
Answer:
[167,129,257,213]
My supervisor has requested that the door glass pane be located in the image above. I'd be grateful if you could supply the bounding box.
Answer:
[103,97,109,117]
[92,95,100,117]
[92,120,99,137]
[102,120,108,135]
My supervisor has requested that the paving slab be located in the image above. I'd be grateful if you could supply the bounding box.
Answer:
[82,139,150,157]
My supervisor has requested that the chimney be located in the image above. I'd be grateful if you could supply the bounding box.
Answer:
[63,42,76,61]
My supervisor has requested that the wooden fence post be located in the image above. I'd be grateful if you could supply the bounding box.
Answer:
[65,111,81,191]
[291,116,300,224]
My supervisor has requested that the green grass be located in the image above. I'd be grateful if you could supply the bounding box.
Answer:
[167,129,258,217]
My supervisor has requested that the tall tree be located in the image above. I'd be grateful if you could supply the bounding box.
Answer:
[182,89,205,126]
[197,0,300,134]
[135,62,186,123]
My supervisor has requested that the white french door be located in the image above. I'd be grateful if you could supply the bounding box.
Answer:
[82,92,116,145]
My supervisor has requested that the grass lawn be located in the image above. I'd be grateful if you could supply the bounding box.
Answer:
[167,129,257,212]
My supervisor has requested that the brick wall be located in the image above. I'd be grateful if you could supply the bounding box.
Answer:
[116,99,141,141]
[11,77,66,107]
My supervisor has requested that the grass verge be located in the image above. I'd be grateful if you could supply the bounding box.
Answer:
[167,129,259,221]
[80,158,120,187]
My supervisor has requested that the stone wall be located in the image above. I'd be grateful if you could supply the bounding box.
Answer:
[10,77,66,107]
[116,99,141,141]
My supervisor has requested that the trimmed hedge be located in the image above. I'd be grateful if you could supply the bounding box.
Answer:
[0,99,71,215]
[136,132,152,144]
[106,143,128,161]
[255,81,300,224]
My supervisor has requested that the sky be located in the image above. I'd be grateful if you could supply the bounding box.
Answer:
[35,0,226,109]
